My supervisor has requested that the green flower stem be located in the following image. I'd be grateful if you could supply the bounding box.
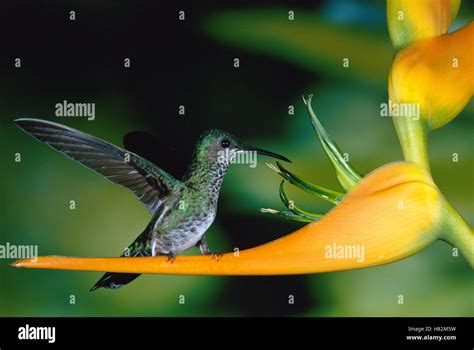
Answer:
[438,199,474,268]
[393,116,431,172]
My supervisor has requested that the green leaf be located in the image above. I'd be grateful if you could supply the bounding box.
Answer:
[279,181,322,221]
[303,94,362,190]
[260,208,314,223]
[267,162,344,204]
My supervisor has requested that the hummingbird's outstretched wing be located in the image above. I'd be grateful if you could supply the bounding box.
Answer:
[15,118,179,213]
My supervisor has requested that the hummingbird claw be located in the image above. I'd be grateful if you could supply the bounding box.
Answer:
[166,252,176,264]
[210,251,222,261]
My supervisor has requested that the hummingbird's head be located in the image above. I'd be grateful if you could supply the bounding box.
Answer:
[194,129,290,169]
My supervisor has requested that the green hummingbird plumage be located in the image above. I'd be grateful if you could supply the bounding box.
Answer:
[14,118,290,290]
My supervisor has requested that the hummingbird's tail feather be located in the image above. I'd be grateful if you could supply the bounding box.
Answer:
[90,230,150,291]
[90,272,141,291]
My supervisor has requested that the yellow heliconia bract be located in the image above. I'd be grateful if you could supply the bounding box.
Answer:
[387,0,461,50]
[389,22,474,131]
[11,162,445,275]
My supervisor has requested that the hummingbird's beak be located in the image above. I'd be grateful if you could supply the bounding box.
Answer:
[240,146,291,163]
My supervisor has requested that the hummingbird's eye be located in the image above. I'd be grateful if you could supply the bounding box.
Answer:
[221,139,230,148]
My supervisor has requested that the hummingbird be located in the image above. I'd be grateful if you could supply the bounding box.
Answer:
[14,118,290,290]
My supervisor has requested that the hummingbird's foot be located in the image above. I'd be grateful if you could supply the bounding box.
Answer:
[165,252,176,264]
[196,237,221,261]
[210,251,222,261]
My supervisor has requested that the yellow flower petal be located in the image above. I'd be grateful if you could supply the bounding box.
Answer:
[11,162,442,275]
[387,0,461,50]
[389,22,474,131]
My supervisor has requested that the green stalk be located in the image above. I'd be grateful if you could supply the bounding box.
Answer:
[438,199,474,268]
[393,116,431,172]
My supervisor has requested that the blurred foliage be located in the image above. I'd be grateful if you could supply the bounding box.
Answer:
[206,9,392,86]
[0,0,472,316]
